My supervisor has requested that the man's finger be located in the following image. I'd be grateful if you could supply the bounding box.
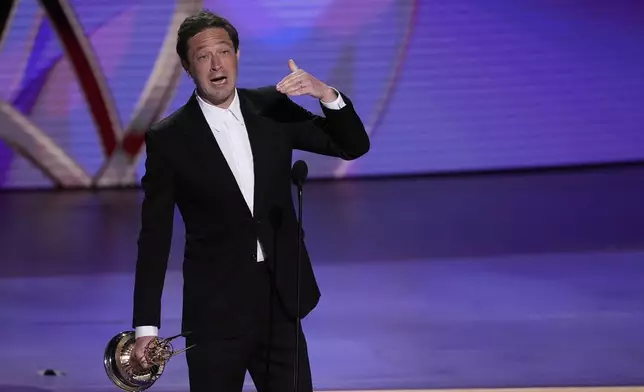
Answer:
[139,357,151,369]
[283,88,310,97]
[279,74,307,91]
[280,78,308,93]
[288,59,298,73]
[277,70,303,88]
[277,76,308,95]
[281,81,310,96]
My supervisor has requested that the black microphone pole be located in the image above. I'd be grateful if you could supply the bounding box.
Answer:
[264,205,282,392]
[290,160,308,392]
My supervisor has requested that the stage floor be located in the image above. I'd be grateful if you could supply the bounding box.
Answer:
[1,164,644,392]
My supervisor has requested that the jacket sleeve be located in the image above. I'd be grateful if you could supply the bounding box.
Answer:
[132,128,175,330]
[273,90,370,160]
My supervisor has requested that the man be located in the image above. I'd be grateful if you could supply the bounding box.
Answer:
[131,9,369,392]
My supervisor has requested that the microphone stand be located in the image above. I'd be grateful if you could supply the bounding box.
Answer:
[265,206,282,392]
[289,160,309,392]
[293,181,303,392]
[289,160,307,392]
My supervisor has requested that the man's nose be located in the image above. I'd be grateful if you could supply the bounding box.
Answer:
[211,57,222,70]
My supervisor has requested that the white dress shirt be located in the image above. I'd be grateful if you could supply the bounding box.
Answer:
[135,88,346,338]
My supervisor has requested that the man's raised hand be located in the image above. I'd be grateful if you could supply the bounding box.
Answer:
[276,59,338,102]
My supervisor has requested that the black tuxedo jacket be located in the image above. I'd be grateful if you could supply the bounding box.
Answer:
[132,86,369,338]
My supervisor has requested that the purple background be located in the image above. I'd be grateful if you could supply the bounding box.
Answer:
[1,0,643,188]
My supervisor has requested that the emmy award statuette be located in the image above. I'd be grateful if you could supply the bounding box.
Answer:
[104,331,194,391]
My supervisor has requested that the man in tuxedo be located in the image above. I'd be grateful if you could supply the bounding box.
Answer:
[130,9,369,392]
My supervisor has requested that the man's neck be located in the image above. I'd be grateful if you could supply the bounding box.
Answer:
[196,88,236,109]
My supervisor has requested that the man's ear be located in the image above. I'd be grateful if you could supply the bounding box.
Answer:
[236,48,240,61]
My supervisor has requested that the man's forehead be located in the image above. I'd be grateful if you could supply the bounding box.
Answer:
[190,28,232,44]
[190,37,232,54]
[192,40,232,51]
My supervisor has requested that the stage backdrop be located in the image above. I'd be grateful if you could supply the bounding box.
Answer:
[1,0,643,189]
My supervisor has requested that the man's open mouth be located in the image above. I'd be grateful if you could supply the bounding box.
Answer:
[211,76,227,85]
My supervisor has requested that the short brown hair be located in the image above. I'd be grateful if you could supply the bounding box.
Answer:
[176,9,240,65]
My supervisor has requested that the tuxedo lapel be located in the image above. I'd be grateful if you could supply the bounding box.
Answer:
[179,91,272,219]
[238,89,271,219]
[180,93,252,216]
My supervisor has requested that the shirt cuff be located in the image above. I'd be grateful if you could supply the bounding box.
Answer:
[320,87,346,110]
[135,326,159,338]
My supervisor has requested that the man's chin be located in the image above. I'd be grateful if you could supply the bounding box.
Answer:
[200,88,235,107]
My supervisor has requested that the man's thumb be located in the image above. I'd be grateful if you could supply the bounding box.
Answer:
[288,59,298,72]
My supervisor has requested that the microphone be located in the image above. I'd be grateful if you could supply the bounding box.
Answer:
[290,160,307,392]
[290,160,308,188]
